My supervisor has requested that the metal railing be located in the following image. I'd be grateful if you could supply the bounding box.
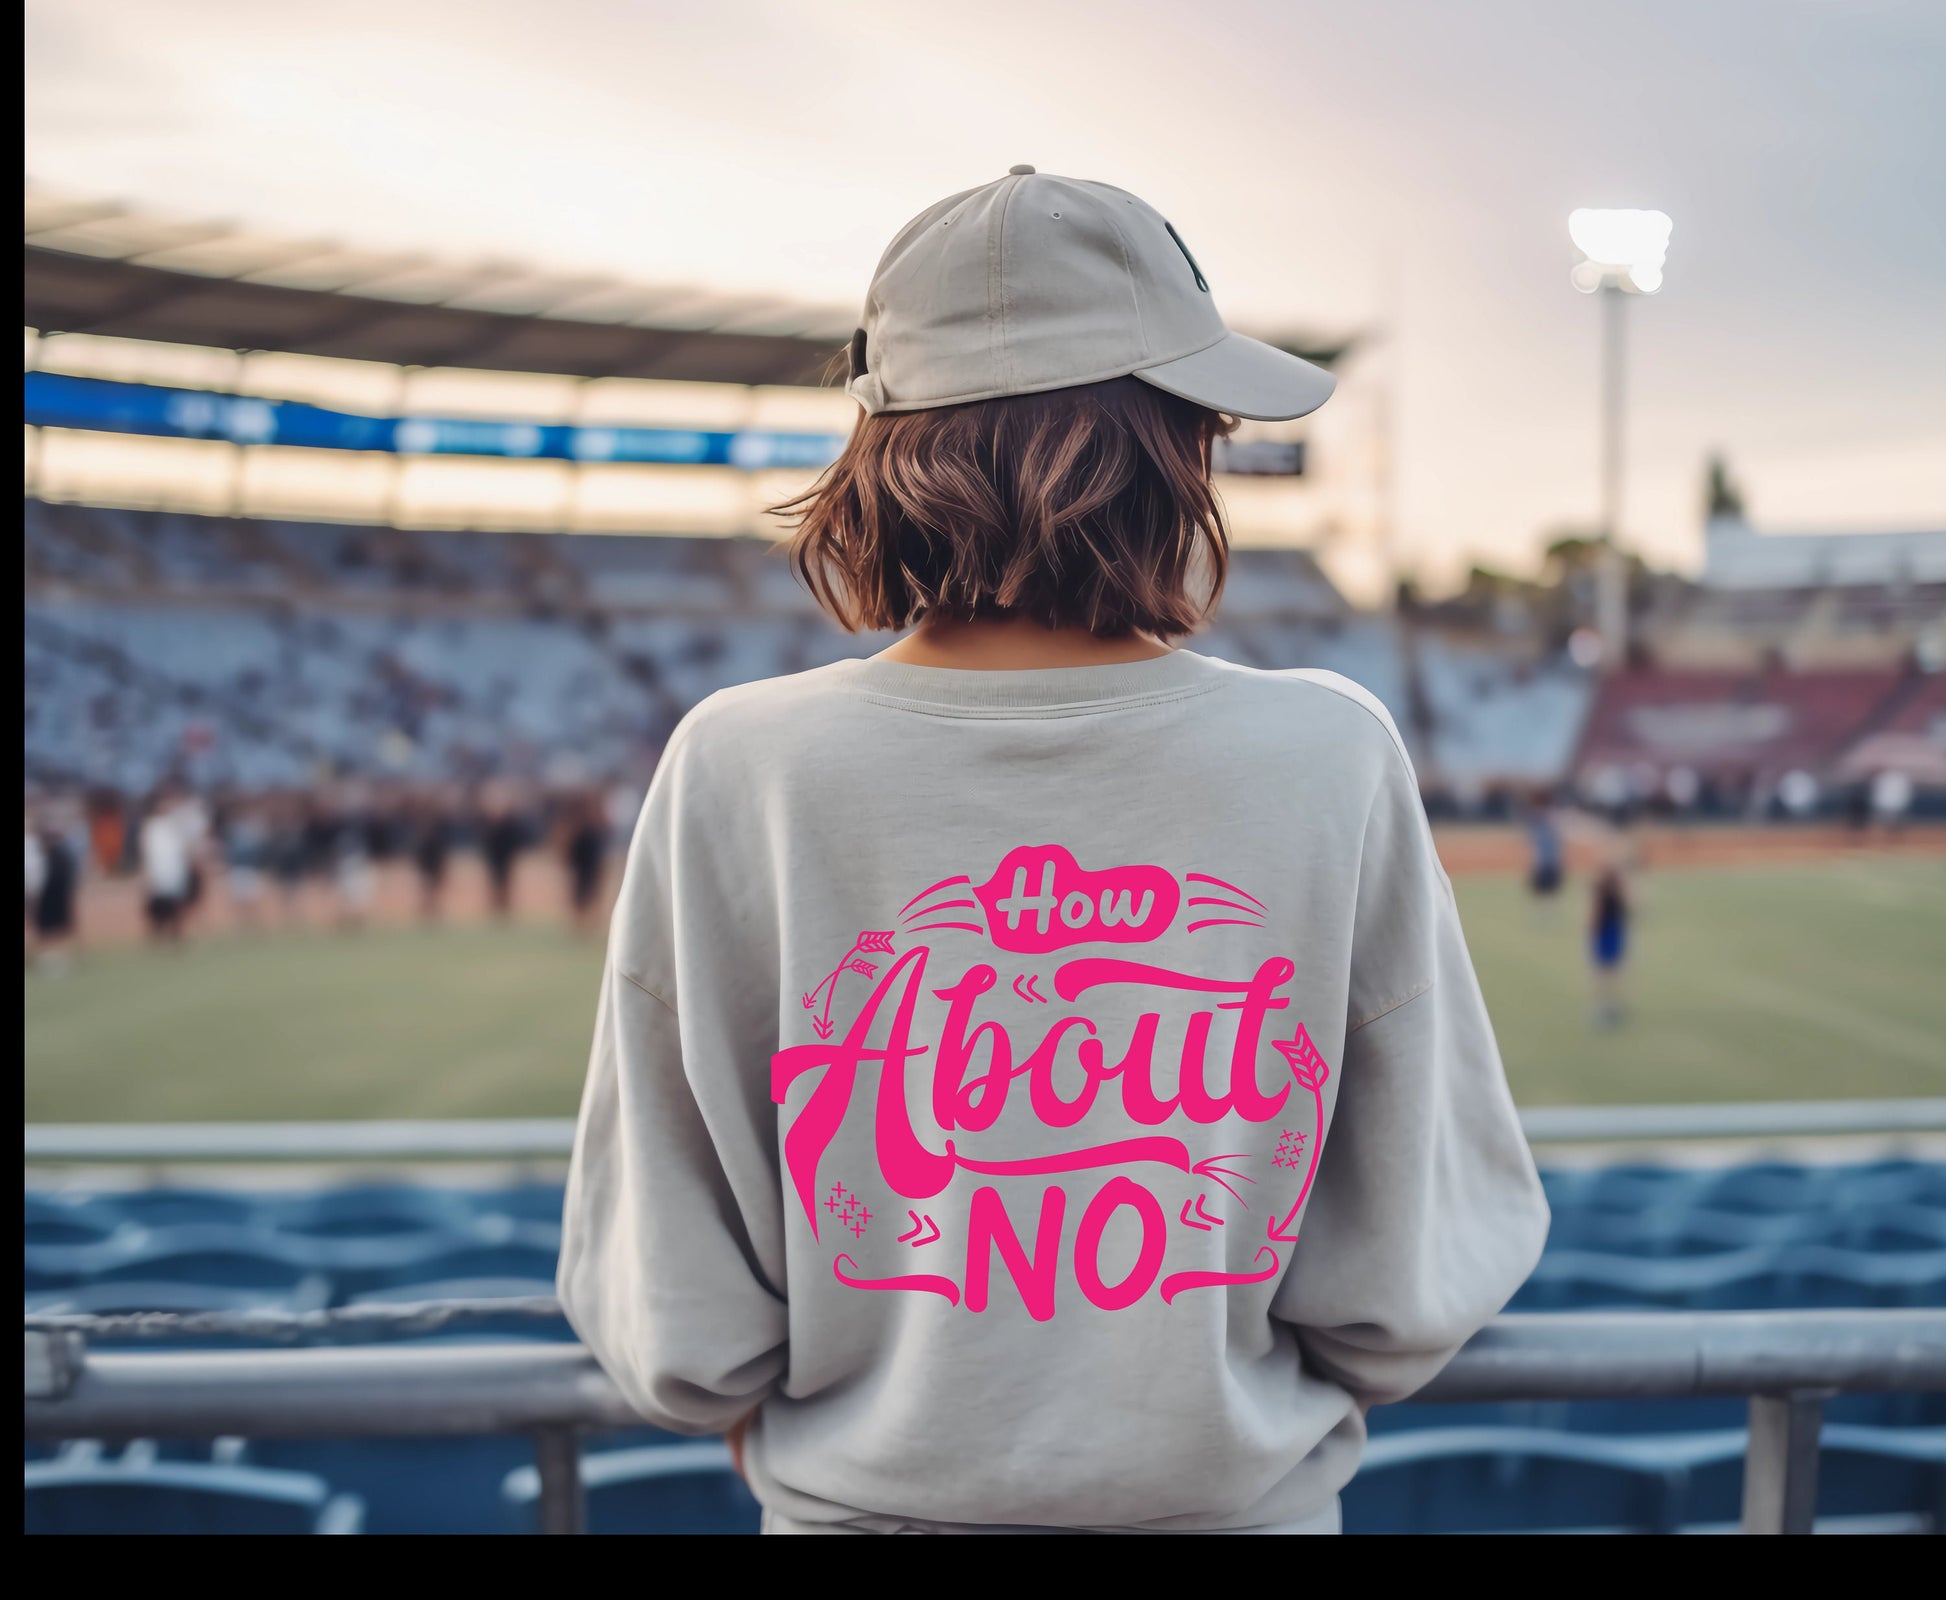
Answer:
[25,1307,1946,1535]
[22,1099,1946,1164]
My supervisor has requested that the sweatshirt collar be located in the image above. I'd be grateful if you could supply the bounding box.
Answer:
[839,649,1224,716]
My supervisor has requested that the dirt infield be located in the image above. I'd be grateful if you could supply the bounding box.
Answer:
[34,825,1946,950]
[1431,821,1946,876]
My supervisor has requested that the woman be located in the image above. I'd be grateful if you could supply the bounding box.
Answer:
[560,168,1548,1535]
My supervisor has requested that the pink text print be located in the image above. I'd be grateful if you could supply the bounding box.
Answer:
[974,844,1178,955]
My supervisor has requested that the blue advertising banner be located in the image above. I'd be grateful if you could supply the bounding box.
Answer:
[23,371,851,471]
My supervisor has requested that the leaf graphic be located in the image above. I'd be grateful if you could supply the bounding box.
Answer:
[1274,1027,1332,1092]
[854,931,896,954]
[847,959,878,978]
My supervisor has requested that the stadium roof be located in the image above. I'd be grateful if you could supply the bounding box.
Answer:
[24,188,1350,389]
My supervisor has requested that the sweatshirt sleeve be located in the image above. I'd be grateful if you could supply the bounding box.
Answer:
[1270,701,1549,1407]
[557,730,789,1435]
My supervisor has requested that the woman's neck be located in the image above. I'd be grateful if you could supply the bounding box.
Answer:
[877,615,1174,671]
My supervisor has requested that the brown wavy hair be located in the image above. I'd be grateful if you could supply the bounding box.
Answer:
[774,376,1236,638]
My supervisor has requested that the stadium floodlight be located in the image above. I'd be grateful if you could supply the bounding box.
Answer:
[1568,208,1673,295]
[1569,207,1673,670]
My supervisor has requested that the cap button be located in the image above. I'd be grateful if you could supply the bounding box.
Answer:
[1008,164,1036,176]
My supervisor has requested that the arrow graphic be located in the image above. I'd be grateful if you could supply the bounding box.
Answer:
[895,1210,941,1247]
[1267,1025,1331,1245]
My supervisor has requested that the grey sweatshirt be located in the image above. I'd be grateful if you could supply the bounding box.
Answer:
[559,650,1549,1532]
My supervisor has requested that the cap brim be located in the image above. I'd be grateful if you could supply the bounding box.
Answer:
[1133,331,1336,422]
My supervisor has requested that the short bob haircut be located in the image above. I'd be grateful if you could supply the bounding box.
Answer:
[775,377,1237,639]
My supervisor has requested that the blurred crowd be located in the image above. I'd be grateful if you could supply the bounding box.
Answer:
[23,777,640,970]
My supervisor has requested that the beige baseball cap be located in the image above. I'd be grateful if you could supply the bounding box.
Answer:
[845,165,1335,422]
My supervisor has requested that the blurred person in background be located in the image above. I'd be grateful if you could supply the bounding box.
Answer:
[85,788,126,877]
[269,792,310,922]
[1845,779,1874,840]
[411,787,454,922]
[561,789,609,936]
[301,789,339,895]
[1589,847,1633,1030]
[138,787,192,943]
[29,799,81,975]
[169,786,213,929]
[1871,768,1914,836]
[330,784,377,930]
[1520,787,1564,911]
[24,802,46,959]
[560,169,1546,1537]
[220,796,271,927]
[479,782,526,921]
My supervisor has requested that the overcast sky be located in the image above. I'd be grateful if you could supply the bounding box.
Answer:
[24,0,1946,587]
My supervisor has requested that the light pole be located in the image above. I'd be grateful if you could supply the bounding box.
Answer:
[1569,208,1672,671]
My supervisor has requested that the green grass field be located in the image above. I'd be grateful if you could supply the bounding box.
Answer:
[23,855,1946,1122]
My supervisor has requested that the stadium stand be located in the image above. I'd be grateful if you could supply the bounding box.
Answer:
[1835,671,1946,789]
[1414,634,1595,796]
[22,1157,1946,1533]
[24,500,1439,795]
[33,493,1946,812]
[1571,665,1927,806]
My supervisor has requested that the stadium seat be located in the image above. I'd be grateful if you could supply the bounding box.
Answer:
[251,1434,561,1536]
[343,1243,562,1298]
[1698,1163,1830,1215]
[77,1247,330,1308]
[1816,1426,1946,1531]
[1786,1245,1946,1309]
[114,1189,263,1229]
[271,1184,479,1239]
[1578,1165,1709,1216]
[1847,1204,1946,1253]
[1512,1246,1788,1311]
[23,1441,365,1535]
[25,1279,330,1317]
[471,1183,572,1226]
[1342,1426,1749,1534]
[500,1441,760,1535]
[24,1193,127,1248]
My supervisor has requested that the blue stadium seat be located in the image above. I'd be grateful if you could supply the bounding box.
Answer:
[1845,1203,1946,1253]
[27,1221,303,1287]
[1699,1163,1830,1216]
[24,1193,126,1248]
[23,1441,365,1534]
[1785,1245,1946,1309]
[114,1189,264,1229]
[1511,1246,1788,1311]
[352,1244,561,1295]
[471,1183,570,1225]
[500,1441,759,1535]
[1578,1164,1709,1216]
[1343,1426,1749,1534]
[30,1236,335,1313]
[25,1279,329,1317]
[1817,1426,1946,1531]
[249,1434,580,1536]
[270,1184,478,1239]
